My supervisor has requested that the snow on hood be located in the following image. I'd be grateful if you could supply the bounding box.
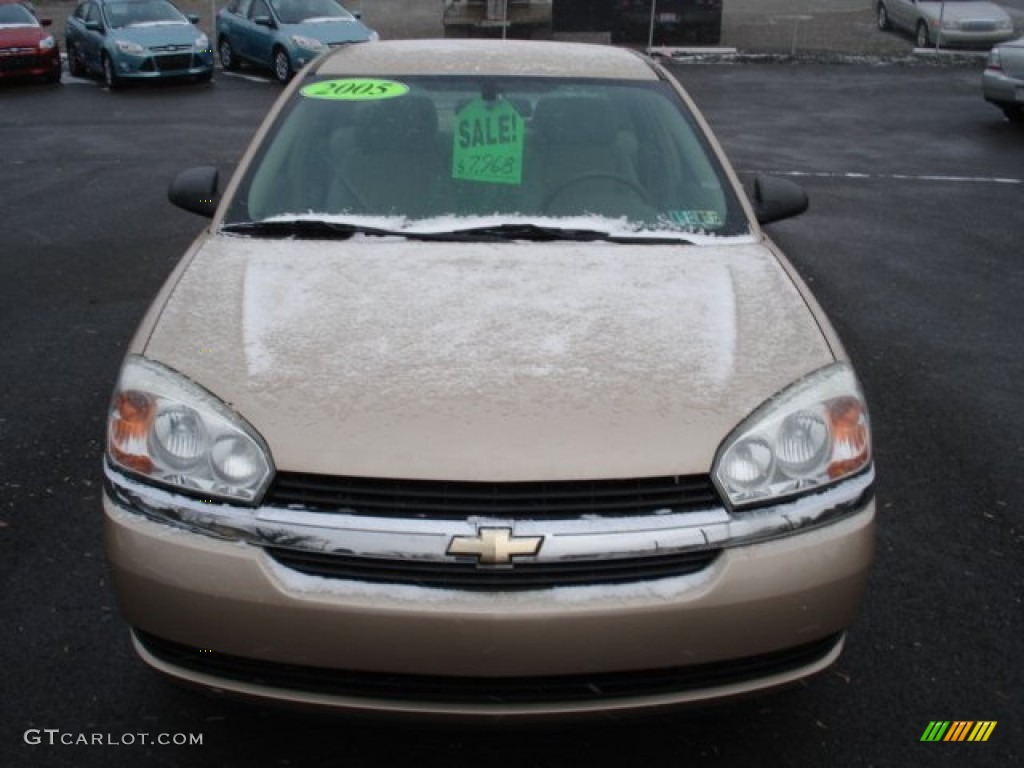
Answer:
[143,237,833,481]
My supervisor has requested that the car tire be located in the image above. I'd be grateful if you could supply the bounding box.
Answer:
[272,47,292,84]
[1002,105,1024,123]
[102,53,121,90]
[915,21,930,48]
[876,3,890,31]
[67,43,85,77]
[218,37,238,71]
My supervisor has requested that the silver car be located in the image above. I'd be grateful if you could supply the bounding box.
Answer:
[876,0,1015,48]
[104,40,875,718]
[983,36,1024,121]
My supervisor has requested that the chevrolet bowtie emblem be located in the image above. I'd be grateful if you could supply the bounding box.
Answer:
[447,527,543,565]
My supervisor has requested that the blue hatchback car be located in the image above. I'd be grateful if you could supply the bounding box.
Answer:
[216,0,377,84]
[65,0,214,88]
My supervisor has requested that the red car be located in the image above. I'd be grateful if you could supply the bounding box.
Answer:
[0,0,61,83]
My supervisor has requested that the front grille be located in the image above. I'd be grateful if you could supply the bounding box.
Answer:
[0,54,46,72]
[154,53,194,72]
[961,20,997,32]
[136,630,842,705]
[266,547,721,591]
[265,472,721,520]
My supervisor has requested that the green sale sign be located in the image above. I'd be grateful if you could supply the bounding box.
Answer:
[452,98,525,186]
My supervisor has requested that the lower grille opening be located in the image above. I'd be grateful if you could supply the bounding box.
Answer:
[136,630,842,705]
[265,547,721,591]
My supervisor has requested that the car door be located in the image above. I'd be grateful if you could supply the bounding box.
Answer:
[242,0,277,67]
[889,0,917,33]
[77,2,107,73]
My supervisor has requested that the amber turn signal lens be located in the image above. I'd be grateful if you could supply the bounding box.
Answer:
[109,391,156,474]
[827,397,870,479]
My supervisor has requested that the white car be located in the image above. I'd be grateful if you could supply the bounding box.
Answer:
[983,36,1024,121]
[103,40,875,717]
[876,0,1015,48]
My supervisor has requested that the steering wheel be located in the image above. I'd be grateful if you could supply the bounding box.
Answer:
[542,173,654,214]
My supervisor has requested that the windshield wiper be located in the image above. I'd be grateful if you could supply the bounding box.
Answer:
[220,220,697,244]
[220,220,407,239]
[443,223,696,244]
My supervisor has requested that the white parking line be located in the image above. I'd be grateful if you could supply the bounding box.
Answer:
[762,170,1022,185]
[218,71,274,84]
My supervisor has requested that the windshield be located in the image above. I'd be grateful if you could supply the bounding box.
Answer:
[269,0,354,24]
[0,4,38,25]
[104,0,185,28]
[226,75,749,239]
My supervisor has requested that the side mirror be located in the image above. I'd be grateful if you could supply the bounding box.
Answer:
[253,15,274,28]
[41,17,52,26]
[753,175,808,225]
[353,10,362,19]
[169,166,220,218]
[186,13,200,23]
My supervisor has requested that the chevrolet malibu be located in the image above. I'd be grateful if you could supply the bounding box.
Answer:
[104,40,875,718]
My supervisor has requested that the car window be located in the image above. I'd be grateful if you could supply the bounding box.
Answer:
[0,3,37,24]
[84,2,102,24]
[229,76,747,238]
[234,0,252,17]
[249,0,270,20]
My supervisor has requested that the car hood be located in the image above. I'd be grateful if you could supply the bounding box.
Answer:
[919,2,1009,22]
[142,237,834,481]
[0,25,46,47]
[283,19,373,43]
[109,22,201,47]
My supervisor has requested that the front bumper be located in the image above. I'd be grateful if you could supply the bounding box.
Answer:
[104,467,875,716]
[934,27,1016,49]
[110,49,214,80]
[0,49,60,79]
[983,66,1024,105]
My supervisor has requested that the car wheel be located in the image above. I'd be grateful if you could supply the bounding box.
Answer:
[102,53,121,90]
[218,37,238,71]
[67,43,85,77]
[915,21,930,48]
[272,47,292,84]
[876,3,890,31]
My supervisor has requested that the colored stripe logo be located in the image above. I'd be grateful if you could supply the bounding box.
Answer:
[921,721,997,742]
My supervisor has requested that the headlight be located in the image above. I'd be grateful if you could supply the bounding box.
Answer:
[39,35,56,51]
[290,35,324,51]
[115,39,146,55]
[194,33,209,50]
[713,363,871,508]
[998,19,1012,30]
[106,356,274,503]
[368,30,380,41]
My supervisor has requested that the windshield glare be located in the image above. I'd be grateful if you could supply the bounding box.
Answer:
[270,0,353,24]
[229,76,749,239]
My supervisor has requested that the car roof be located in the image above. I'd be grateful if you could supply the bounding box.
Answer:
[313,39,661,81]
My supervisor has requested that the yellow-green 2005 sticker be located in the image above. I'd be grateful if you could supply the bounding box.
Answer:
[301,79,410,101]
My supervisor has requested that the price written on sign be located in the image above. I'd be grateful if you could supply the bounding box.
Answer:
[452,98,525,185]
